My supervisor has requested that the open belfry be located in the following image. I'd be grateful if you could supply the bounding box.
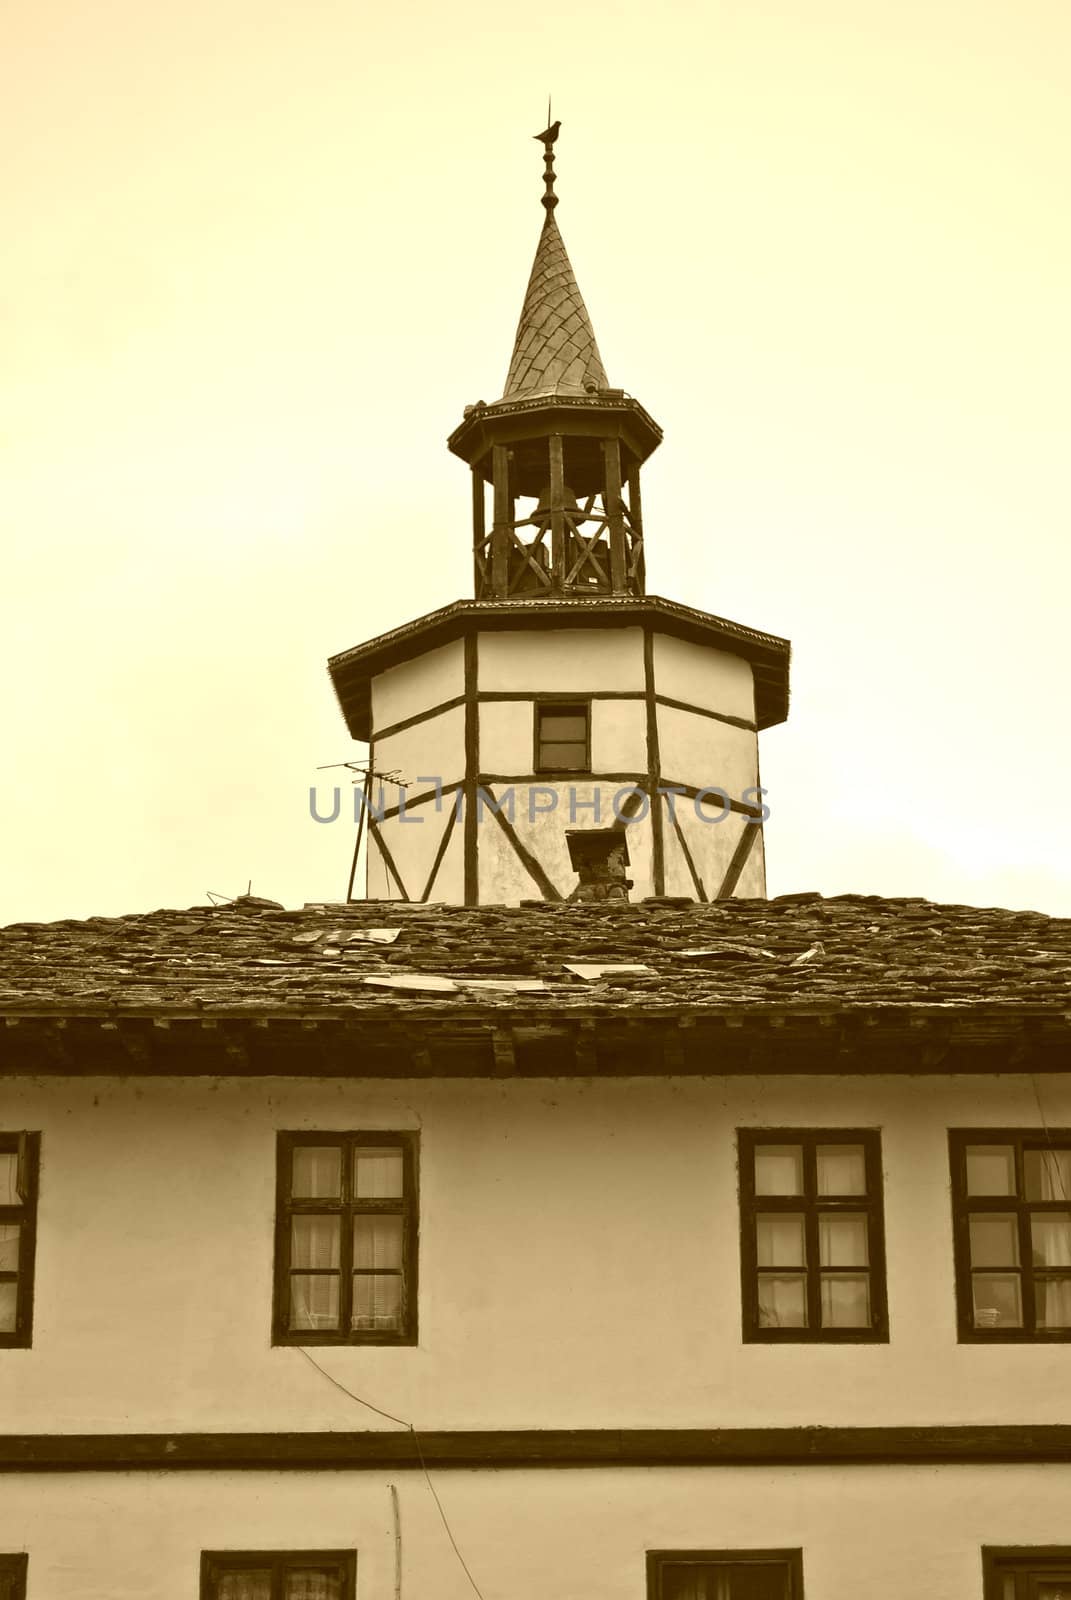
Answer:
[328,126,790,906]
[1,126,1070,1600]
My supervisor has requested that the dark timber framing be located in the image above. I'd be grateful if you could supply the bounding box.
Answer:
[272,1131,419,1348]
[0,1132,39,1350]
[643,627,665,895]
[647,1549,804,1600]
[463,633,479,904]
[949,1128,1071,1343]
[738,1128,889,1344]
[201,1551,356,1600]
[0,1012,1065,1078]
[7,1426,1071,1471]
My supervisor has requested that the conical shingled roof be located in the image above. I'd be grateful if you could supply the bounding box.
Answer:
[502,212,608,401]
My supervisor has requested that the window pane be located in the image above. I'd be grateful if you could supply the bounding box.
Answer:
[969,1213,1020,1267]
[1025,1149,1071,1201]
[352,1273,403,1330]
[538,741,587,769]
[821,1273,871,1327]
[291,1215,340,1269]
[0,1225,19,1273]
[727,1567,791,1600]
[353,1148,404,1199]
[1037,1277,1071,1330]
[817,1144,866,1196]
[284,1572,343,1600]
[662,1565,732,1600]
[1032,1214,1071,1269]
[756,1213,805,1267]
[819,1214,868,1267]
[0,1154,17,1206]
[966,1144,1016,1195]
[353,1214,403,1270]
[289,1274,340,1331]
[972,1272,1023,1328]
[0,1282,16,1333]
[758,1273,807,1327]
[539,713,587,742]
[216,1573,272,1600]
[753,1145,803,1196]
[292,1146,341,1199]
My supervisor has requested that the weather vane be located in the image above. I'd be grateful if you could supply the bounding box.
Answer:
[534,98,560,212]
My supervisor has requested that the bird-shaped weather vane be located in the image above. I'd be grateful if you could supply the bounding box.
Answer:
[534,98,560,212]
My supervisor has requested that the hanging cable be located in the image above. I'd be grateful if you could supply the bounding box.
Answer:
[294,1347,488,1600]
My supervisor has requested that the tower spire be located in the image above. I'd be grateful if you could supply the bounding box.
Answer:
[503,122,607,402]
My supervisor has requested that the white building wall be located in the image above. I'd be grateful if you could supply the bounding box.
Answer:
[2,1072,1070,1435]
[476,629,645,693]
[652,632,756,722]
[3,1463,1071,1600]
[370,640,465,730]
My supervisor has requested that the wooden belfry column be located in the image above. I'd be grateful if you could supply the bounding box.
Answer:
[449,120,663,604]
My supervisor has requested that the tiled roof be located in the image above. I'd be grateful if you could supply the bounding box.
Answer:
[0,894,1068,1021]
[502,214,608,401]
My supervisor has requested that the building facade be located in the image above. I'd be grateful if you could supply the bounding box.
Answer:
[1,895,1070,1598]
[1,133,1069,1600]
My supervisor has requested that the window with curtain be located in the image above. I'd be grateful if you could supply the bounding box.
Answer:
[534,700,590,772]
[647,1550,803,1600]
[984,1547,1071,1598]
[950,1131,1071,1340]
[201,1553,355,1600]
[737,1129,889,1342]
[273,1132,418,1346]
[0,1134,40,1349]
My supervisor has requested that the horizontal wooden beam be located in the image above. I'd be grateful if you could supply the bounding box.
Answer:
[4,1426,1071,1472]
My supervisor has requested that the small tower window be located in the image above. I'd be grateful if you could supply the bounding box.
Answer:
[535,701,590,772]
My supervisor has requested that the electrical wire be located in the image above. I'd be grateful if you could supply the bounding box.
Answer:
[294,1347,488,1600]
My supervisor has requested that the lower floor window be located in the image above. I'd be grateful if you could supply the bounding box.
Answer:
[986,1548,1071,1599]
[648,1550,802,1600]
[201,1552,356,1600]
[0,1556,27,1600]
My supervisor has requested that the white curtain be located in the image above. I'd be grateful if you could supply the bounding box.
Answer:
[283,1572,342,1600]
[217,1574,271,1600]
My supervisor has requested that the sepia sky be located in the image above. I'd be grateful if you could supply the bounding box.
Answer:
[3,0,1069,924]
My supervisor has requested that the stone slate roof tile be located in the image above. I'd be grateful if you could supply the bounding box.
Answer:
[0,895,1068,1020]
[502,214,608,401]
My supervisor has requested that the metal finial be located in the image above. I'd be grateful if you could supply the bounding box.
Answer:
[533,114,561,212]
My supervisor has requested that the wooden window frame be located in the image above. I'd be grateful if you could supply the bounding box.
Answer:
[647,1548,804,1600]
[201,1550,356,1600]
[983,1546,1071,1598]
[0,1134,39,1350]
[0,1554,28,1600]
[738,1128,889,1344]
[950,1129,1071,1343]
[272,1132,418,1347]
[533,697,591,775]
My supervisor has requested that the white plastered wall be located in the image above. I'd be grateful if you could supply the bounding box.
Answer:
[2,1073,1070,1435]
[477,628,645,693]
[3,1463,1071,1600]
[370,640,465,730]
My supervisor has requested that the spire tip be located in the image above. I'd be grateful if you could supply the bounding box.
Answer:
[533,118,561,211]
